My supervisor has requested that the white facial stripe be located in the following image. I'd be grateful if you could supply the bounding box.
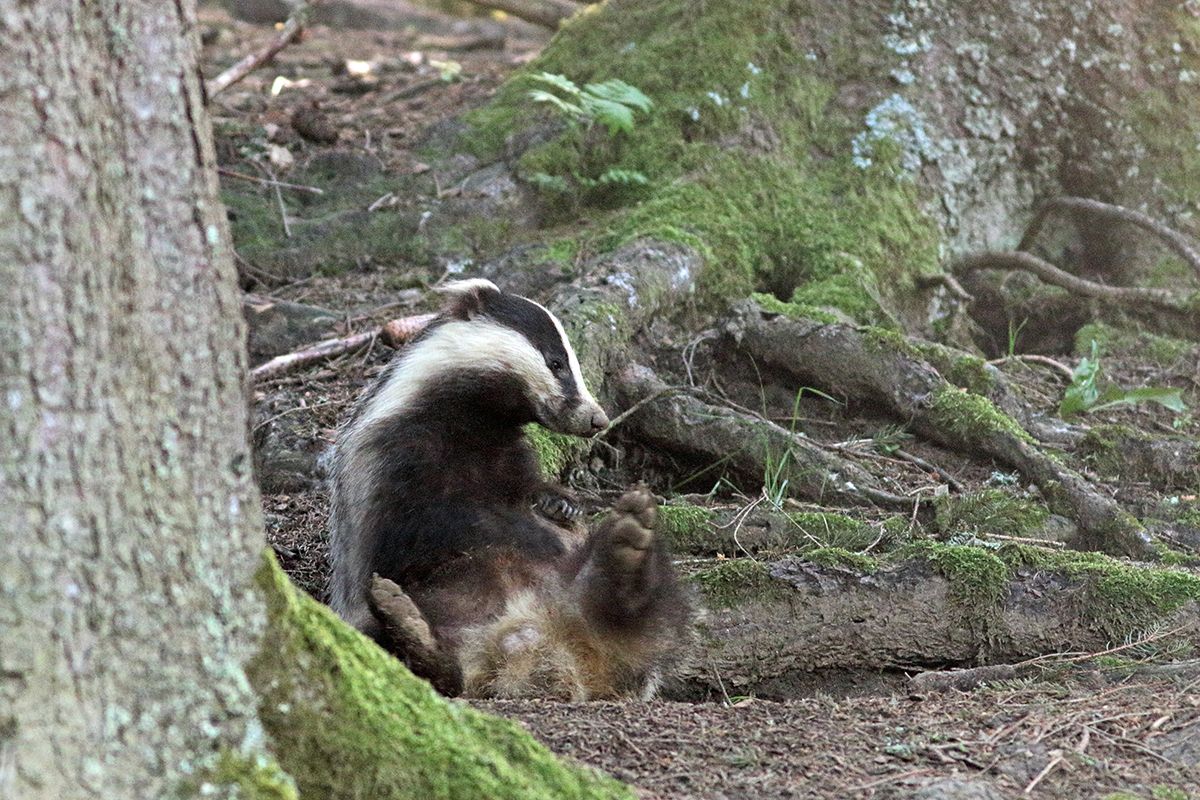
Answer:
[528,297,597,406]
[356,319,560,430]
[438,277,500,298]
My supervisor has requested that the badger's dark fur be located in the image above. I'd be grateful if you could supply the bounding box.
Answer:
[327,279,692,699]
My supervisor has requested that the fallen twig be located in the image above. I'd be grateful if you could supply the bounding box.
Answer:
[218,168,324,195]
[249,312,435,384]
[207,2,314,97]
[985,354,1075,381]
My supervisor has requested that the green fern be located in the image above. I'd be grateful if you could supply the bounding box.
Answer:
[525,73,653,134]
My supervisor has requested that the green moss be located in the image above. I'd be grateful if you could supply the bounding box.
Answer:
[247,553,631,800]
[749,292,843,324]
[995,544,1200,638]
[934,490,1049,540]
[912,342,996,398]
[1151,786,1190,800]
[1074,323,1191,366]
[658,503,718,553]
[524,424,591,481]
[1078,424,1141,478]
[788,512,875,551]
[804,547,879,572]
[689,558,785,609]
[1075,561,1200,630]
[925,384,1034,446]
[181,749,298,800]
[463,0,940,320]
[902,542,1008,605]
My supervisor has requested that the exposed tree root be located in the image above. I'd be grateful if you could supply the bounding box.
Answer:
[718,301,1149,556]
[611,363,917,510]
[952,250,1187,312]
[1019,196,1200,280]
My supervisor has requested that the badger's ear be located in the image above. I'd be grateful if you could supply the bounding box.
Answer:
[438,278,501,320]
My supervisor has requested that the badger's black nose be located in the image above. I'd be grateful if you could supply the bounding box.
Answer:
[590,409,610,434]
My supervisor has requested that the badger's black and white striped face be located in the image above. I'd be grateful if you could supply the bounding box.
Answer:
[357,279,608,437]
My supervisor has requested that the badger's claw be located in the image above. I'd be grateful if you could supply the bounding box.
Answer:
[534,486,585,524]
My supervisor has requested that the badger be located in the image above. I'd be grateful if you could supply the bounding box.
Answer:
[327,279,692,699]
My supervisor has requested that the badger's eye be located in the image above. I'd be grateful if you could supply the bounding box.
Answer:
[548,357,565,372]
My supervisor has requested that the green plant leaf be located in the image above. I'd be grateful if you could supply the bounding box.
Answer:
[1059,340,1187,416]
[524,72,583,100]
[583,79,654,114]
[1089,387,1188,413]
[527,90,583,119]
[580,96,636,133]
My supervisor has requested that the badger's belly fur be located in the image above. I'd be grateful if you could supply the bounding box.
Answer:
[326,280,692,699]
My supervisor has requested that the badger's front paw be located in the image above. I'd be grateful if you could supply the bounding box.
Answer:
[534,485,585,524]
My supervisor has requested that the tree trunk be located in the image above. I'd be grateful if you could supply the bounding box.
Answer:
[0,3,629,798]
[0,2,269,795]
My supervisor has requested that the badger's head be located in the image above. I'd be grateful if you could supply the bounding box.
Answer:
[363,279,608,437]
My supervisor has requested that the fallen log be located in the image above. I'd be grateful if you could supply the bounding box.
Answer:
[680,553,1200,698]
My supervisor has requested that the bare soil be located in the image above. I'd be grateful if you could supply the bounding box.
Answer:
[202,5,1200,797]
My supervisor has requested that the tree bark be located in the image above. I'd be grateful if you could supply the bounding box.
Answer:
[0,2,268,795]
[0,3,631,798]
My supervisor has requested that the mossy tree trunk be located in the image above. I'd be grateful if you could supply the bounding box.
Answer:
[0,2,269,795]
[0,3,627,798]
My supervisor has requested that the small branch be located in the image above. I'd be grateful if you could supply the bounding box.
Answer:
[207,3,313,98]
[249,313,435,384]
[218,168,324,195]
[461,0,583,29]
[985,354,1075,381]
[597,387,682,439]
[952,250,1187,311]
[1020,196,1200,280]
[893,449,965,492]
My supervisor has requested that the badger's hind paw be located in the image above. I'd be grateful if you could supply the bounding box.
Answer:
[604,488,658,570]
[369,575,437,651]
[368,574,464,696]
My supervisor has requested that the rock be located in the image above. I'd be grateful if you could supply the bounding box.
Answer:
[910,779,1008,800]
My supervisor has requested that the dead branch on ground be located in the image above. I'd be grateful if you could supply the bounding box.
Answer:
[207,2,315,98]
[250,313,434,384]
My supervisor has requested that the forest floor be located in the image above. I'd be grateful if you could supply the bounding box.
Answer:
[202,4,1200,798]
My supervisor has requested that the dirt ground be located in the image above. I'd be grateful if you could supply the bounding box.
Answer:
[201,4,1200,797]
